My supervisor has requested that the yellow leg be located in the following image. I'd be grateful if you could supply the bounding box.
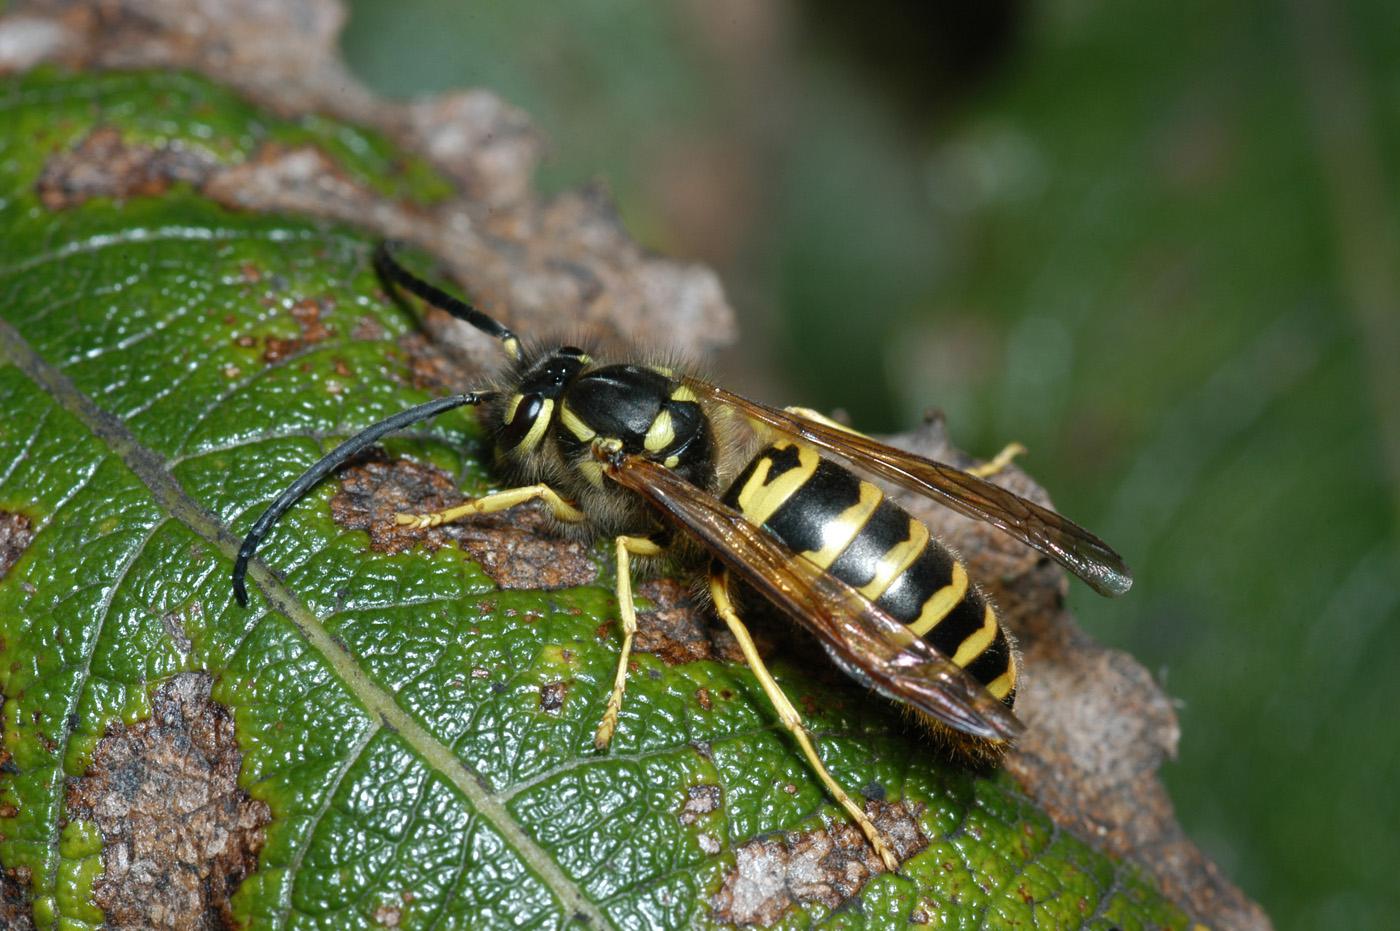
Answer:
[967,442,1027,479]
[396,483,585,528]
[785,405,867,437]
[593,535,665,751]
[708,569,900,872]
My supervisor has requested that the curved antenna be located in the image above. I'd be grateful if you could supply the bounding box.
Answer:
[232,391,495,607]
[374,241,521,360]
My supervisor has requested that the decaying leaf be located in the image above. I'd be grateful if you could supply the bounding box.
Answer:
[65,674,271,931]
[0,1,1267,929]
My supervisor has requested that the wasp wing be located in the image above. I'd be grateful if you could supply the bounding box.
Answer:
[603,451,1023,742]
[684,378,1132,598]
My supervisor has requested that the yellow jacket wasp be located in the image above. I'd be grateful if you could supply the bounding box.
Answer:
[232,241,1132,870]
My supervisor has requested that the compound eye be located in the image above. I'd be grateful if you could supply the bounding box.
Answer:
[498,393,546,451]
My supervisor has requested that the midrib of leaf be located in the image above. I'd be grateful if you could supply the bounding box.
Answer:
[0,313,614,931]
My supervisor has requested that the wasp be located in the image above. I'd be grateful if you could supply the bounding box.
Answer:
[232,242,1132,871]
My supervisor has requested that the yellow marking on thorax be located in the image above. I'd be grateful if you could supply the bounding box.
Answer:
[951,603,1000,667]
[644,409,675,452]
[858,518,930,601]
[559,402,595,441]
[670,384,698,404]
[907,561,969,637]
[735,441,820,526]
[518,398,554,451]
[802,481,882,569]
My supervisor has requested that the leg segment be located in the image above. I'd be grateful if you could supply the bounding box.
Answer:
[708,568,900,872]
[967,442,1027,479]
[396,483,585,528]
[785,405,865,437]
[594,535,665,750]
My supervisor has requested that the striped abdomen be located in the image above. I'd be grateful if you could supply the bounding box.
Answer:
[720,439,1016,704]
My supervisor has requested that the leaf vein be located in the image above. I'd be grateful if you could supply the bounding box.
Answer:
[0,315,614,931]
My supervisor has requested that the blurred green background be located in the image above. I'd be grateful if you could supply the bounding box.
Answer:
[341,2,1400,927]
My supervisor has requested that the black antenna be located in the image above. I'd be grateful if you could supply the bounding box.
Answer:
[232,391,495,607]
[374,241,521,360]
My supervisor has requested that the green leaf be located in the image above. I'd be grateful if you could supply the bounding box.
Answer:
[0,68,1188,930]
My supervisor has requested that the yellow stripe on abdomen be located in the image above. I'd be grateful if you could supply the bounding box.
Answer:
[733,441,820,527]
[907,561,968,636]
[950,602,998,667]
[802,481,882,569]
[858,518,930,602]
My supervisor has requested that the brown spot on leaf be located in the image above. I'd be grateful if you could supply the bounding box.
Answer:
[259,295,334,364]
[632,578,721,665]
[329,456,597,590]
[260,337,300,365]
[64,672,270,931]
[0,865,34,931]
[696,687,712,711]
[201,140,373,221]
[538,681,567,713]
[158,608,191,655]
[678,783,722,825]
[372,903,401,927]
[396,333,470,393]
[351,315,387,342]
[290,296,332,342]
[329,455,463,555]
[0,511,34,581]
[35,126,220,209]
[711,800,926,926]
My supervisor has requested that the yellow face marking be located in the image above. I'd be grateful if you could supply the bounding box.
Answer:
[670,384,698,404]
[858,518,930,601]
[559,402,596,441]
[951,603,1000,667]
[504,393,524,424]
[518,398,554,452]
[907,561,969,637]
[802,481,882,570]
[734,441,820,526]
[644,409,676,453]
